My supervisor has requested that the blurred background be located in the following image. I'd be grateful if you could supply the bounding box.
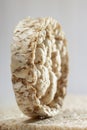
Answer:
[0,0,87,109]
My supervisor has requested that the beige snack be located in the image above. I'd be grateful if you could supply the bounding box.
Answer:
[11,17,69,118]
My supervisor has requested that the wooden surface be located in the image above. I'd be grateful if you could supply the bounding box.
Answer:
[0,95,87,130]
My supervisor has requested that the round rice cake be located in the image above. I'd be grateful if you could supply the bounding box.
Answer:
[11,17,69,118]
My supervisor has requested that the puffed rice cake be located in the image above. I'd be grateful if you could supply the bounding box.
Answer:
[11,17,69,118]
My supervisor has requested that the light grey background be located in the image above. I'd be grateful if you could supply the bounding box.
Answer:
[0,0,87,108]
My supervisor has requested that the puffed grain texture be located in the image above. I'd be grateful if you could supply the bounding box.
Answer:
[11,17,69,118]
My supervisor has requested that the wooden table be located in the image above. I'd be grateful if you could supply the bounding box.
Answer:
[0,95,87,130]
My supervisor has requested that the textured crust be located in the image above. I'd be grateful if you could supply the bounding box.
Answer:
[11,17,69,118]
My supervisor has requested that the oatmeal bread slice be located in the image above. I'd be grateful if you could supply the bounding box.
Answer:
[11,17,69,118]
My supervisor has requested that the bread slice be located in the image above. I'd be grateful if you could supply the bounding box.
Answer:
[0,95,87,130]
